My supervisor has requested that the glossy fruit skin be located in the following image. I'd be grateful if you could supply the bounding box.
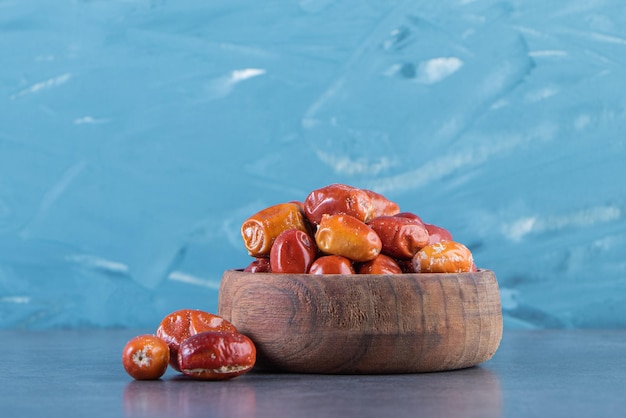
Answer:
[241,202,309,257]
[303,183,375,225]
[363,189,400,218]
[309,255,355,274]
[122,334,170,380]
[156,309,238,371]
[357,254,403,274]
[412,241,474,273]
[270,229,318,274]
[315,214,382,262]
[424,223,453,244]
[178,331,256,380]
[367,215,429,259]
[395,258,417,273]
[243,257,271,273]
[394,211,425,225]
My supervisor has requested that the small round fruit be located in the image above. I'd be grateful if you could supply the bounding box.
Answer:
[122,334,170,380]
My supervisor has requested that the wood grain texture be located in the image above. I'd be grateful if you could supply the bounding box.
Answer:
[218,269,503,374]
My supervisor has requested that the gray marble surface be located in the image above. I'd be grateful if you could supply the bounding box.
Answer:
[2,329,625,417]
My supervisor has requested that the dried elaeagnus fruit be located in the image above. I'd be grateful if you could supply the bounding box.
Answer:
[424,223,453,244]
[243,257,271,273]
[122,334,170,380]
[315,213,382,262]
[309,255,355,274]
[237,184,479,274]
[357,254,403,274]
[241,202,309,257]
[368,215,429,259]
[304,183,376,225]
[178,331,256,380]
[156,309,238,371]
[412,241,474,273]
[270,229,318,274]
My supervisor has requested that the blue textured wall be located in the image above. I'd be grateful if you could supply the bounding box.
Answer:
[1,0,625,329]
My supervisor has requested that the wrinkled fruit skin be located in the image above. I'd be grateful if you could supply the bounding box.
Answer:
[304,183,375,225]
[239,184,480,274]
[270,229,318,274]
[357,254,403,274]
[243,257,271,273]
[424,223,453,244]
[315,214,382,262]
[178,331,256,380]
[363,189,400,218]
[394,212,425,225]
[156,309,238,371]
[412,241,474,273]
[241,202,309,257]
[122,335,170,380]
[367,215,429,259]
[309,255,355,274]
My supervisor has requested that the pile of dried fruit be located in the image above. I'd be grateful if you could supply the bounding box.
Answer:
[122,309,256,380]
[240,183,476,274]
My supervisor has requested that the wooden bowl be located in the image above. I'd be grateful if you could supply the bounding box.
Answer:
[218,269,503,374]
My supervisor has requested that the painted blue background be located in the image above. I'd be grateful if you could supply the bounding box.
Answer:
[1,0,625,329]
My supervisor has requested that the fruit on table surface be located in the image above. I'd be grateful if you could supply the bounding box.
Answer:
[156,309,238,371]
[122,310,257,381]
[122,334,170,380]
[178,331,257,380]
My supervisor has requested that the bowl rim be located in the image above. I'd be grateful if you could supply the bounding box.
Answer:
[224,267,494,278]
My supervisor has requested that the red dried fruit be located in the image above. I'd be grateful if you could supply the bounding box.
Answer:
[156,309,238,371]
[357,254,403,274]
[303,183,375,225]
[178,331,256,380]
[309,255,355,274]
[394,211,425,226]
[368,215,429,259]
[122,334,170,380]
[243,257,271,273]
[363,189,400,218]
[270,229,318,274]
[424,223,453,244]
